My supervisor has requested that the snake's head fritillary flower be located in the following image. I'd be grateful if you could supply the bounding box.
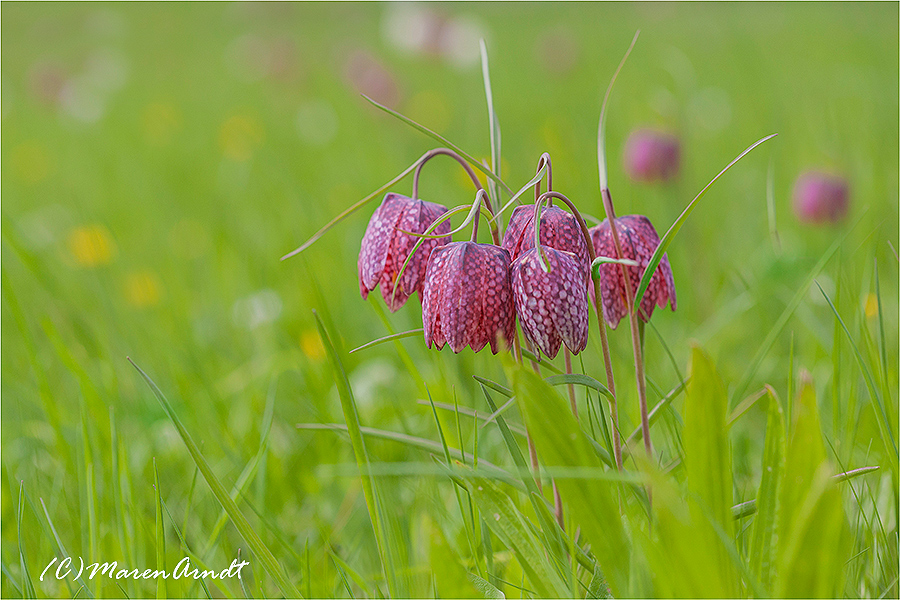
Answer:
[792,171,849,224]
[421,241,515,354]
[358,193,451,312]
[589,215,676,329]
[501,204,590,267]
[511,246,589,359]
[623,129,681,183]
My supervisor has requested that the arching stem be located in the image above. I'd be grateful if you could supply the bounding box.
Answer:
[536,190,623,471]
[412,148,502,245]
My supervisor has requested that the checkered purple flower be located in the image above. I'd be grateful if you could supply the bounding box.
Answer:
[358,193,451,312]
[421,241,516,354]
[511,246,589,358]
[589,215,676,329]
[501,204,590,267]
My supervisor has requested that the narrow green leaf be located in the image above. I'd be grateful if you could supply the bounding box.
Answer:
[774,376,850,598]
[683,345,738,597]
[296,423,515,485]
[349,329,423,353]
[597,31,640,192]
[480,38,503,213]
[280,155,422,260]
[817,281,897,461]
[510,364,629,596]
[312,311,401,597]
[460,468,570,598]
[748,386,785,591]
[472,376,513,398]
[361,94,512,195]
[154,459,167,599]
[731,228,848,405]
[17,482,36,599]
[468,572,505,599]
[128,358,301,598]
[587,564,613,599]
[544,373,612,400]
[633,134,777,312]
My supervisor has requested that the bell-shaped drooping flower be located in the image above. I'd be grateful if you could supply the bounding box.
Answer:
[511,246,589,359]
[421,241,516,354]
[589,215,676,329]
[792,170,849,224]
[358,193,451,312]
[501,204,590,266]
[623,129,681,183]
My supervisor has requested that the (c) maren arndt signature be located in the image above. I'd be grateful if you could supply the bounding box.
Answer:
[41,556,250,583]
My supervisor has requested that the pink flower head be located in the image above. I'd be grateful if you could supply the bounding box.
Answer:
[511,246,589,359]
[421,241,516,354]
[623,129,681,183]
[589,215,676,329]
[358,193,451,312]
[792,171,849,224]
[501,204,589,266]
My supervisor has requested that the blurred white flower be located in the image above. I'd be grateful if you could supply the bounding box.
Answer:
[382,3,486,69]
[232,289,283,329]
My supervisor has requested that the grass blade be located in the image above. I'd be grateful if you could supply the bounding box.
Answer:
[17,482,36,599]
[459,467,569,598]
[480,39,502,209]
[280,155,422,260]
[775,376,850,597]
[816,282,897,459]
[349,329,423,353]
[683,345,738,596]
[597,31,640,192]
[510,364,629,595]
[731,228,850,405]
[633,133,777,313]
[543,373,612,400]
[127,358,301,598]
[468,572,505,599]
[748,386,785,590]
[313,311,402,597]
[361,94,512,195]
[153,459,167,599]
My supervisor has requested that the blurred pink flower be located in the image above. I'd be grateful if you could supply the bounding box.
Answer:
[792,171,849,224]
[623,129,681,183]
[344,50,400,107]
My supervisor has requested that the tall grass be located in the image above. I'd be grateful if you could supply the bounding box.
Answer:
[2,3,897,598]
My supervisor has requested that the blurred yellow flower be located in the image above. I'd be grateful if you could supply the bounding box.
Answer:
[124,270,163,308]
[219,113,263,161]
[67,225,116,267]
[300,329,325,361]
[142,102,182,146]
[12,141,51,184]
[864,293,879,319]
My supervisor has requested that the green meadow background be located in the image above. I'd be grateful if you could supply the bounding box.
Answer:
[2,2,897,598]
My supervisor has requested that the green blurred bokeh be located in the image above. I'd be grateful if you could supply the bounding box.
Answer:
[2,3,897,598]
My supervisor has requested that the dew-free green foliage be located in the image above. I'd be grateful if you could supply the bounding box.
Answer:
[2,3,898,599]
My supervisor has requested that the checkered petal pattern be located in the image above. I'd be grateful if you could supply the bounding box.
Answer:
[421,241,516,354]
[511,246,589,359]
[358,193,451,312]
[589,215,676,329]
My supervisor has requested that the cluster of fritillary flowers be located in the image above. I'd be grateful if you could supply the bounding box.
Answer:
[355,149,677,361]
[283,32,774,472]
